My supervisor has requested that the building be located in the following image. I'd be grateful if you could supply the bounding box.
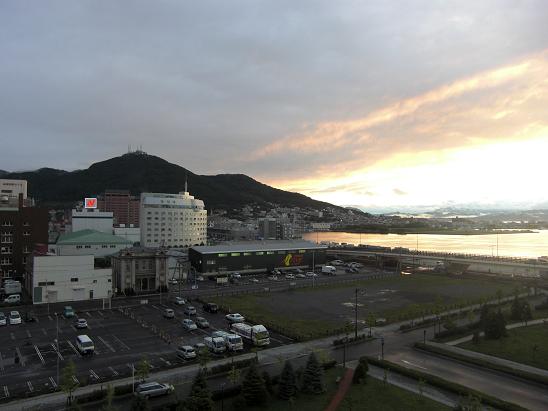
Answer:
[71,209,114,234]
[97,190,140,227]
[113,226,141,244]
[140,189,207,248]
[55,229,132,257]
[0,194,48,279]
[311,222,332,231]
[189,240,327,275]
[111,247,169,294]
[258,218,277,240]
[28,254,112,304]
[0,179,27,200]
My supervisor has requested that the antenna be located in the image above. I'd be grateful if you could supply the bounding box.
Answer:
[184,173,188,193]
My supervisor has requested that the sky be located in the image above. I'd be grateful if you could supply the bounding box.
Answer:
[1,1,547,211]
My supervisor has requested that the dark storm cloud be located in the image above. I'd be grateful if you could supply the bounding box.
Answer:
[1,0,546,179]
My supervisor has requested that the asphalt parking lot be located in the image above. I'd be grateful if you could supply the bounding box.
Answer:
[0,298,292,403]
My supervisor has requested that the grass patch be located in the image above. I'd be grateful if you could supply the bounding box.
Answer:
[459,324,548,370]
[214,366,344,411]
[343,377,451,410]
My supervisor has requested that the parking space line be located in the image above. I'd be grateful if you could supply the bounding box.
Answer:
[15,347,25,366]
[151,304,160,310]
[108,366,119,377]
[159,357,171,366]
[10,333,15,341]
[87,323,92,330]
[97,311,104,317]
[3,385,8,398]
[51,343,64,360]
[89,369,100,380]
[49,377,57,388]
[27,381,33,392]
[48,315,53,321]
[34,345,45,365]
[72,376,79,384]
[98,336,116,353]
[85,311,92,318]
[66,340,80,356]
[42,328,47,336]
[34,316,39,323]
[71,325,78,332]
[0,351,4,372]
[112,335,130,350]
[26,330,32,338]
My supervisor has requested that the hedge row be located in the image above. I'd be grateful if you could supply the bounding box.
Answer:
[209,357,258,376]
[366,356,528,411]
[414,342,548,387]
[333,333,368,346]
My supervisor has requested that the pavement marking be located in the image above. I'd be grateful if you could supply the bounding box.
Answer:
[34,345,45,365]
[72,376,79,384]
[15,347,25,366]
[3,385,8,398]
[89,369,100,380]
[97,310,105,317]
[98,336,116,353]
[151,304,160,310]
[269,336,285,344]
[401,359,428,370]
[85,311,92,318]
[48,315,53,321]
[26,330,32,338]
[87,323,92,330]
[66,340,80,356]
[34,316,39,323]
[108,366,119,377]
[51,343,64,360]
[71,325,77,332]
[0,351,4,372]
[42,328,47,336]
[159,357,171,366]
[27,381,33,392]
[112,335,130,350]
[10,333,15,341]
[49,377,57,388]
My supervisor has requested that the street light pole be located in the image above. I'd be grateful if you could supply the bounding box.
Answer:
[55,313,59,386]
[354,288,359,339]
[381,337,385,360]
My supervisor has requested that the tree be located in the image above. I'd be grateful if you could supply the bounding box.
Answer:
[102,385,117,411]
[479,304,490,328]
[227,365,241,386]
[136,357,151,382]
[130,395,150,411]
[484,310,507,340]
[472,331,480,345]
[241,363,268,405]
[510,295,522,320]
[496,288,504,306]
[278,361,298,400]
[352,357,368,384]
[455,394,482,411]
[301,352,325,394]
[197,347,211,372]
[183,370,213,411]
[521,301,532,325]
[60,360,79,405]
[262,370,274,395]
[367,312,375,337]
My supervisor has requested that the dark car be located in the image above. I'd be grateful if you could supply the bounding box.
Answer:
[25,311,36,322]
[202,302,218,313]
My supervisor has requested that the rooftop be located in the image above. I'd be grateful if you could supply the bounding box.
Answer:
[57,229,132,245]
[191,240,327,254]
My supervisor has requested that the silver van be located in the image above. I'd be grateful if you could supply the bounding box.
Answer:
[3,294,20,304]
[76,335,94,355]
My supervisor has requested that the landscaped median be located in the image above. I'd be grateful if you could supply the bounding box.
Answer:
[365,356,528,411]
[414,341,548,387]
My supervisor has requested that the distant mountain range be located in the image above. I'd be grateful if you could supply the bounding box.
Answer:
[2,152,337,211]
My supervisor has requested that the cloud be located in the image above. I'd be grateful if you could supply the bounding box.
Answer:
[393,188,407,196]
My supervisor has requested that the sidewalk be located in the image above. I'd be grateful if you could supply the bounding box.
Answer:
[446,317,548,345]
[324,368,354,411]
[423,340,548,379]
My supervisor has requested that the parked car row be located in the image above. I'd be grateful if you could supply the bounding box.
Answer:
[0,310,21,325]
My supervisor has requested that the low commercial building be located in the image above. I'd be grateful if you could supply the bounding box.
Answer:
[56,229,132,257]
[189,240,327,275]
[71,209,114,234]
[111,247,169,294]
[29,255,112,304]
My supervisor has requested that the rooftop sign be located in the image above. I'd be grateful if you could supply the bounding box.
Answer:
[84,197,97,209]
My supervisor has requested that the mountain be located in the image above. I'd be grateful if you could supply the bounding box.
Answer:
[3,152,337,211]
[0,170,7,177]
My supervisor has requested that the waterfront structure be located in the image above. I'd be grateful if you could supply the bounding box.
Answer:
[55,229,132,257]
[0,194,48,279]
[111,247,169,294]
[97,190,140,227]
[140,188,207,248]
[71,209,114,234]
[189,240,327,275]
[28,254,112,304]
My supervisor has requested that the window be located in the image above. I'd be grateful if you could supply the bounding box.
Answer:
[277,251,285,255]
[206,260,216,265]
[243,252,252,256]
[218,253,227,257]
[70,278,78,282]
[108,279,112,282]
[230,252,240,257]
[76,245,82,249]
[110,245,116,248]
[84,245,91,249]
[256,251,264,255]
[299,250,306,254]
[23,231,31,236]
[93,280,97,284]
[266,251,274,255]
[102,245,108,248]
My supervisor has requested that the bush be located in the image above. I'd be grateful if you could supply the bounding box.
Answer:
[211,384,242,401]
[353,358,369,384]
[114,384,134,396]
[333,334,368,346]
[278,361,298,400]
[301,352,325,395]
[74,389,106,404]
[209,357,257,375]
[241,363,268,405]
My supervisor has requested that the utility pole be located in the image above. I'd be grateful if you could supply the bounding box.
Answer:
[354,288,359,339]
[55,313,59,385]
[312,251,315,287]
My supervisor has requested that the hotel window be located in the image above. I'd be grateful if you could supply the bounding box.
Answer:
[76,245,82,249]
[85,245,91,248]
[70,278,78,282]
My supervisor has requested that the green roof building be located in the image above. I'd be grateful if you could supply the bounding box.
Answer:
[56,229,132,257]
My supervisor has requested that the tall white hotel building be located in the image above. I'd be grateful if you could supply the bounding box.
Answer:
[140,186,207,248]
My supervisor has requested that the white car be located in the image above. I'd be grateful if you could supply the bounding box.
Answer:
[231,273,241,279]
[75,318,88,329]
[267,275,278,281]
[176,345,197,360]
[168,278,178,285]
[225,313,245,323]
[134,382,174,398]
[182,319,198,330]
[174,297,186,305]
[285,274,295,279]
[250,278,259,283]
[296,273,306,278]
[306,272,318,277]
[0,312,6,326]
[9,311,21,325]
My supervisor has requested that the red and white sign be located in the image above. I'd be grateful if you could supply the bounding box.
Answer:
[84,197,97,209]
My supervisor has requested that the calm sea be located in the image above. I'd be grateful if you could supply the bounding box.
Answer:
[302,230,548,258]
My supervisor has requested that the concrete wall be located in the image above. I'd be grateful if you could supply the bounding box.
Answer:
[32,255,112,304]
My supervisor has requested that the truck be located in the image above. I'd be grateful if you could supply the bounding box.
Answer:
[203,336,226,354]
[321,265,337,275]
[230,323,270,347]
[2,281,21,295]
[212,330,244,351]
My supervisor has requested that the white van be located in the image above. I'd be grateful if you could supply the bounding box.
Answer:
[3,294,20,304]
[76,335,94,355]
[321,265,337,275]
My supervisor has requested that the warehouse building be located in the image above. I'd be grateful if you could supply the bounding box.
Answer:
[189,240,326,275]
